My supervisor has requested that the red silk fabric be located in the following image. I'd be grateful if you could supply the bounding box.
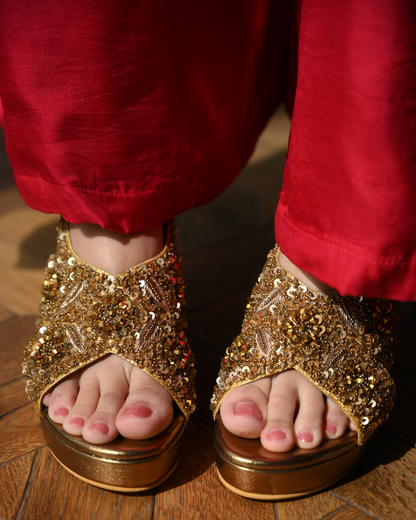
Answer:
[1,1,415,300]
[0,1,291,232]
[275,0,416,300]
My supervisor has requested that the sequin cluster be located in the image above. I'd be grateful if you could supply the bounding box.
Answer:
[211,246,398,445]
[23,220,196,419]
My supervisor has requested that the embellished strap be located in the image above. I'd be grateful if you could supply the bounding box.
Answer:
[23,220,197,419]
[211,246,398,445]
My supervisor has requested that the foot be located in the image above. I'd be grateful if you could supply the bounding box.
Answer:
[220,251,356,452]
[42,223,174,444]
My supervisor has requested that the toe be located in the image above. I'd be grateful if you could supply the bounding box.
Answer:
[47,377,78,423]
[42,391,52,406]
[63,373,101,436]
[293,378,325,449]
[81,369,129,444]
[83,389,126,443]
[220,378,269,439]
[116,369,173,440]
[324,397,350,439]
[260,371,298,452]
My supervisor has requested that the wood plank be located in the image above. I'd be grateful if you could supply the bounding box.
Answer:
[248,106,291,165]
[276,493,346,520]
[154,418,275,520]
[0,207,57,315]
[0,451,37,520]
[0,378,28,417]
[0,237,46,315]
[325,505,375,520]
[114,496,154,520]
[0,205,58,257]
[333,431,416,519]
[20,447,154,520]
[0,405,45,465]
[0,305,13,323]
[0,187,25,217]
[175,110,287,261]
[0,316,37,385]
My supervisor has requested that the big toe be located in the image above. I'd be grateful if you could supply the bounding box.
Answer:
[116,368,173,439]
[220,379,269,439]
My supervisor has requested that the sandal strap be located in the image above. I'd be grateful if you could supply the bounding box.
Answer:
[23,220,197,419]
[211,246,398,445]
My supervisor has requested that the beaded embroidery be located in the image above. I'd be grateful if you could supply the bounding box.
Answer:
[211,246,398,445]
[23,220,197,419]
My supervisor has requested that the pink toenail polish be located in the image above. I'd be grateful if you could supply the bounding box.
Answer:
[55,407,69,417]
[234,402,263,420]
[70,416,85,427]
[326,423,337,435]
[267,429,286,441]
[90,422,109,435]
[298,430,313,443]
[121,404,153,418]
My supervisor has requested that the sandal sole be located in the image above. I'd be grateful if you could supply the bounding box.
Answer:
[52,455,179,492]
[41,409,186,491]
[214,416,370,499]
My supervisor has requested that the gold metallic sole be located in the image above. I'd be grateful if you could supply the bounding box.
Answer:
[41,409,186,491]
[52,454,179,492]
[214,416,369,500]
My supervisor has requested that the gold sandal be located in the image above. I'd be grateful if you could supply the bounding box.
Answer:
[23,220,196,492]
[211,245,398,499]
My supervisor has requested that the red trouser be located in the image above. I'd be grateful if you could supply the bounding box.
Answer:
[1,1,415,300]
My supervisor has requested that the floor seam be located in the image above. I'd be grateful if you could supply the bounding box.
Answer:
[0,402,30,421]
[319,504,348,520]
[15,448,40,520]
[0,446,46,470]
[0,375,24,389]
[329,491,381,520]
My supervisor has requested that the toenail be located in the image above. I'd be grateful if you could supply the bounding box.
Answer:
[121,404,153,419]
[267,429,286,441]
[90,422,109,435]
[54,407,69,417]
[298,430,313,443]
[234,402,263,420]
[326,423,337,435]
[70,416,85,427]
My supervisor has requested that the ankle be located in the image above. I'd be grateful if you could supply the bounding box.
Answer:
[278,251,333,293]
[68,223,164,276]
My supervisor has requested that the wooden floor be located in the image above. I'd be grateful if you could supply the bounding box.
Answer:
[1,110,416,519]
